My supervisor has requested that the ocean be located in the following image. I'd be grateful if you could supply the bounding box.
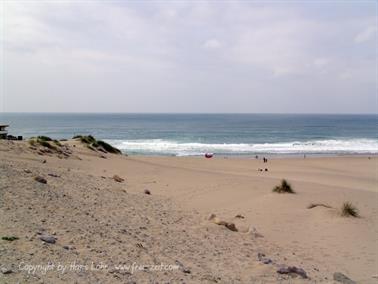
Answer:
[0,113,377,156]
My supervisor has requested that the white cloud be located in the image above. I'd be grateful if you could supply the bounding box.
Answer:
[229,19,315,75]
[313,58,329,68]
[2,1,376,113]
[203,39,221,49]
[339,70,353,80]
[354,25,376,43]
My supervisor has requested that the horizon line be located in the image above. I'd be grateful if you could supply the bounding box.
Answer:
[0,111,377,115]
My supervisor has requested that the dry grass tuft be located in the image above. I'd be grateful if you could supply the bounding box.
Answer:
[272,179,295,194]
[341,202,359,217]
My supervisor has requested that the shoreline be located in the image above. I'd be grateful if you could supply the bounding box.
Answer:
[124,152,378,159]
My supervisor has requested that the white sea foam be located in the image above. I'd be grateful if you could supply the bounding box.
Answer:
[106,139,378,156]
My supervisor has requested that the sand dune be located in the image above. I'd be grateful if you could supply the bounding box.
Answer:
[0,139,377,283]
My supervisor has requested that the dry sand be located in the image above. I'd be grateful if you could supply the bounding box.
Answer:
[0,139,377,283]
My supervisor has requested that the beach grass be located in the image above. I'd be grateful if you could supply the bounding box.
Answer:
[341,202,359,217]
[37,136,53,142]
[74,135,121,154]
[272,179,295,194]
[2,236,19,241]
[29,137,58,150]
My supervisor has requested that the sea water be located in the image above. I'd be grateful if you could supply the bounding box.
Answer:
[1,113,377,156]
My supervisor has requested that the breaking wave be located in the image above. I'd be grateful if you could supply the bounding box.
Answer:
[106,139,378,156]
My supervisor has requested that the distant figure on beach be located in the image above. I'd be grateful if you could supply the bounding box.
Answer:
[255,155,258,159]
[304,154,306,159]
[263,157,268,163]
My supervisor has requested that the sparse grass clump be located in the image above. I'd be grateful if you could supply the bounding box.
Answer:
[73,135,121,154]
[96,140,121,154]
[273,179,295,194]
[2,236,19,241]
[37,136,52,142]
[80,135,96,144]
[28,136,60,151]
[38,140,57,150]
[28,139,36,146]
[341,202,359,217]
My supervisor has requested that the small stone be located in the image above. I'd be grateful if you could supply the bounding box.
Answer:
[24,169,32,174]
[40,235,57,244]
[48,173,60,178]
[262,258,272,264]
[144,189,151,195]
[208,213,217,221]
[34,176,47,184]
[42,160,47,164]
[1,267,12,274]
[113,175,124,183]
[277,266,307,278]
[257,252,265,260]
[235,214,245,219]
[333,272,356,284]
[225,222,238,232]
[257,252,272,264]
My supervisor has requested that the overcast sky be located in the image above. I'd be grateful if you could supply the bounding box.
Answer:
[0,1,376,113]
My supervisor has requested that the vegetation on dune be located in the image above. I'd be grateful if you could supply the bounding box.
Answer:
[272,179,295,194]
[37,136,53,142]
[29,137,59,150]
[96,140,121,154]
[341,202,359,217]
[2,236,19,241]
[38,140,57,150]
[79,135,96,144]
[73,135,121,154]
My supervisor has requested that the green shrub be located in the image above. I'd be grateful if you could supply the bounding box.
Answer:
[272,179,295,194]
[79,135,96,144]
[96,140,121,154]
[38,139,57,150]
[73,135,121,154]
[2,236,19,241]
[87,145,96,151]
[341,202,359,217]
[28,139,36,146]
[37,136,52,142]
[53,140,62,146]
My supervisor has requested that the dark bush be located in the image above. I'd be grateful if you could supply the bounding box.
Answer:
[96,140,121,154]
[73,135,121,154]
[341,202,359,217]
[37,136,52,142]
[272,179,295,194]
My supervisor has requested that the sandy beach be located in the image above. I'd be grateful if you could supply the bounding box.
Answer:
[1,139,377,283]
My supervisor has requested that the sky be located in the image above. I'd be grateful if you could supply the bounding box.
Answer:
[0,1,376,113]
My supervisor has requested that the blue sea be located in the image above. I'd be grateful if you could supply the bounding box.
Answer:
[0,113,377,156]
